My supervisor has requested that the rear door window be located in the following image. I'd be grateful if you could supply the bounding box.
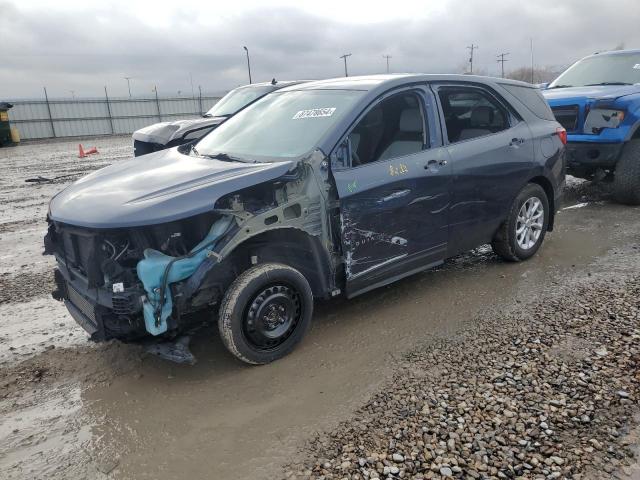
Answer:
[437,87,511,143]
[501,84,556,121]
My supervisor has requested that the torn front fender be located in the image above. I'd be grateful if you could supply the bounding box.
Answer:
[137,215,234,335]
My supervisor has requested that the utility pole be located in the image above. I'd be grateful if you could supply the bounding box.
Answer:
[467,44,478,74]
[530,38,535,83]
[382,54,392,73]
[497,52,510,78]
[243,46,252,84]
[124,77,132,97]
[340,53,352,77]
[189,72,196,111]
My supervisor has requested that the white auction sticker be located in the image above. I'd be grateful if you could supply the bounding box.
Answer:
[292,108,336,119]
[634,64,640,70]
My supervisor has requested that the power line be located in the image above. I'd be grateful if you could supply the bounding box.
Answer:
[467,44,478,74]
[339,53,352,77]
[382,54,392,73]
[496,52,510,78]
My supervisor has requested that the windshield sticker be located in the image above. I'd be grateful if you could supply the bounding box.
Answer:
[634,64,640,70]
[292,108,336,119]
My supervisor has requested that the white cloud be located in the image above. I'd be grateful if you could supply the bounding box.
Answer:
[1,0,638,98]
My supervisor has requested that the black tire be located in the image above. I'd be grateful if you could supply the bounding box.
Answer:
[491,183,550,262]
[613,140,640,205]
[218,263,313,365]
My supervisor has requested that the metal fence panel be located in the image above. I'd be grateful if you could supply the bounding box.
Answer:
[5,95,221,140]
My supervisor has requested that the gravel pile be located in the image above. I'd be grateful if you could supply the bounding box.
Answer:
[285,276,640,479]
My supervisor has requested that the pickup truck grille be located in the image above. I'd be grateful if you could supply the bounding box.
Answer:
[551,105,580,132]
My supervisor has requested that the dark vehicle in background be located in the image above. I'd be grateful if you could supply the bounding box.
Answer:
[45,74,565,364]
[132,80,301,156]
[543,49,640,204]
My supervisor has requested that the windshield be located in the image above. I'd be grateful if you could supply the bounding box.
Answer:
[196,89,365,161]
[549,52,640,88]
[205,85,275,117]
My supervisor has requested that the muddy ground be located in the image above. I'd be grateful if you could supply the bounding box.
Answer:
[0,137,639,479]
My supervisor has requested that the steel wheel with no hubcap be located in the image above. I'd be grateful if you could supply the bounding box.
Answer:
[244,284,302,351]
[516,196,544,250]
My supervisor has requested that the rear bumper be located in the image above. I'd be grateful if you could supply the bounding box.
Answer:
[565,141,624,170]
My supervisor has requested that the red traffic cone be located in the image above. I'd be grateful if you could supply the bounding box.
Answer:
[84,146,98,155]
[78,144,86,158]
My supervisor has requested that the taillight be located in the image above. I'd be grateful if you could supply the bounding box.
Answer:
[556,127,567,145]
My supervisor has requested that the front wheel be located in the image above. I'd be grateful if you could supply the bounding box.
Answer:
[613,140,640,205]
[218,263,313,365]
[492,183,550,262]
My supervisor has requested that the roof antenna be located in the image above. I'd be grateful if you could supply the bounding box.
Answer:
[271,78,277,85]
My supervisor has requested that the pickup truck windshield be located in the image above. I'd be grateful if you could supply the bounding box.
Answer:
[549,52,640,88]
[204,85,274,117]
[197,89,365,160]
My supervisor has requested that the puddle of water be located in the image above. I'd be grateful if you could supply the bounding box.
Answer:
[0,383,95,479]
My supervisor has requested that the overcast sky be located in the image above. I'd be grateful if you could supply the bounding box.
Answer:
[1,0,639,99]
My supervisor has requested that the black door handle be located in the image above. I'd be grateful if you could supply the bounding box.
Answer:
[510,138,525,146]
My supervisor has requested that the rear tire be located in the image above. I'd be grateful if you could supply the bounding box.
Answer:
[613,140,640,205]
[492,183,549,262]
[218,263,313,365]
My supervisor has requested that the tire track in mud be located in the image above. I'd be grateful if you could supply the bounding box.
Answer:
[0,270,54,305]
[0,218,40,235]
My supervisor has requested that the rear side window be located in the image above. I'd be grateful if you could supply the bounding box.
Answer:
[501,84,556,121]
[437,87,510,143]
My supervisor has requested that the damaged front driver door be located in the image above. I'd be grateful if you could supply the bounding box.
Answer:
[332,94,451,296]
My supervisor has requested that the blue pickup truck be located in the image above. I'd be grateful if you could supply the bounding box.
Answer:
[543,49,640,204]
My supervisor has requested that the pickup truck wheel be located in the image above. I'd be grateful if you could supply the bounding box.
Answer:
[218,263,313,365]
[613,140,640,205]
[491,183,549,262]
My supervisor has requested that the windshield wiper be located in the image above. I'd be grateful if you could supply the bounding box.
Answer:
[203,113,232,119]
[201,152,250,163]
[584,82,633,86]
[548,84,573,89]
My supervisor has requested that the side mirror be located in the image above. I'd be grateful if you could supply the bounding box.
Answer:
[331,138,350,169]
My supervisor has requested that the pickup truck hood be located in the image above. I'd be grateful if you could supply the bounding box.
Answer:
[49,148,296,228]
[131,116,226,145]
[543,84,640,103]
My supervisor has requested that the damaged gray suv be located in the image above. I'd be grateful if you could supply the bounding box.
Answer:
[45,74,566,364]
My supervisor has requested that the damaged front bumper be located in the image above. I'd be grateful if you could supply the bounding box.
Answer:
[53,264,144,341]
[46,213,237,343]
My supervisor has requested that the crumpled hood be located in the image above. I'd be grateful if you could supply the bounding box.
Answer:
[49,148,295,228]
[543,84,640,103]
[131,116,226,145]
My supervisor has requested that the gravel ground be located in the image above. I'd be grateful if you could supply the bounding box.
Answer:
[284,254,640,480]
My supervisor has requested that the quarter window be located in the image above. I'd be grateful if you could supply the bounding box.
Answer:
[346,92,425,167]
[437,88,510,143]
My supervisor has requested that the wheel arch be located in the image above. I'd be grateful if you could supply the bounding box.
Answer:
[528,175,556,231]
[625,119,640,141]
[223,227,334,298]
